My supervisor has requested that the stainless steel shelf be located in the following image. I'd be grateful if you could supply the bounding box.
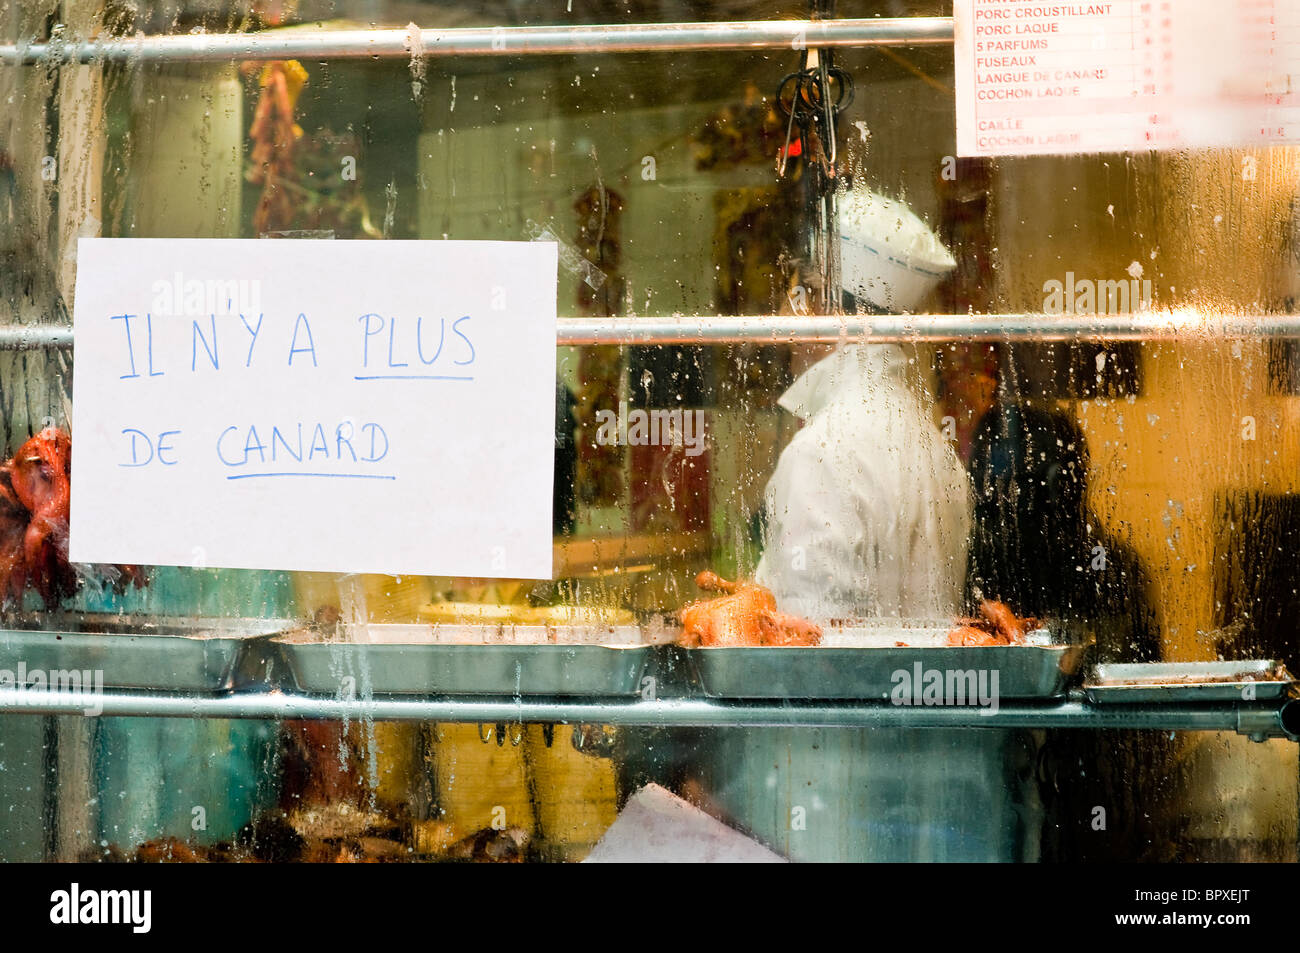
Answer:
[0,687,1294,740]
[3,313,1298,352]
[0,17,953,66]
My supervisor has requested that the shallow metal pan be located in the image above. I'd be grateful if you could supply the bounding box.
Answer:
[0,615,293,694]
[272,624,656,696]
[1085,660,1294,704]
[685,626,1081,700]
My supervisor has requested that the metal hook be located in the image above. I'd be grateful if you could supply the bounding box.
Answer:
[778,93,800,176]
[817,57,836,169]
[776,48,809,177]
[776,57,854,178]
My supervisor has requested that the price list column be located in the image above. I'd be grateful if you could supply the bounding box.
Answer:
[957,0,1144,156]
[1257,0,1300,142]
[1133,0,1178,148]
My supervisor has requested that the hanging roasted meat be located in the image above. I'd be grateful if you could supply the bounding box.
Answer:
[9,428,76,607]
[245,60,308,235]
[678,571,822,647]
[0,428,147,609]
[0,465,29,606]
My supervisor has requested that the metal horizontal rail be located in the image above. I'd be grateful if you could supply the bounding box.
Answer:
[0,687,1294,739]
[0,17,954,66]
[0,326,72,350]
[4,314,1299,351]
[556,313,1300,344]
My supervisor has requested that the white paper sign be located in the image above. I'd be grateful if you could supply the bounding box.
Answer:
[583,784,786,864]
[70,238,558,578]
[956,0,1300,157]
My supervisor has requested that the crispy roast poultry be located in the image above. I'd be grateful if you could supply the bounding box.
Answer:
[679,573,1034,650]
[946,599,1041,646]
[678,571,822,647]
[10,427,77,606]
[0,464,29,607]
[0,428,146,609]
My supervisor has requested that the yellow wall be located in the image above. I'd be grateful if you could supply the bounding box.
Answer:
[995,147,1300,660]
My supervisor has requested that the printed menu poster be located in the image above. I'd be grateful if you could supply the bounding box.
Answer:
[956,0,1300,156]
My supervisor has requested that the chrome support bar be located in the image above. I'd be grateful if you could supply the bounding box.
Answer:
[0,688,1294,740]
[0,326,73,351]
[0,17,954,66]
[7,314,1298,351]
[557,313,1300,344]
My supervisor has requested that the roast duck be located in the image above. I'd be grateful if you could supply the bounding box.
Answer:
[946,600,1040,646]
[679,574,1034,649]
[677,571,822,647]
[0,428,146,609]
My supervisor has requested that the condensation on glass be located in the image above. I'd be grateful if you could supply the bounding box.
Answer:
[0,0,1294,863]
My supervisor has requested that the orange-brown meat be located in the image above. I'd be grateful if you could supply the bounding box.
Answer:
[946,624,1004,647]
[979,599,1024,643]
[679,571,821,647]
[0,464,28,606]
[695,570,740,595]
[945,600,1040,646]
[679,585,776,648]
[5,428,147,608]
[134,837,207,863]
[757,611,824,647]
[10,428,74,608]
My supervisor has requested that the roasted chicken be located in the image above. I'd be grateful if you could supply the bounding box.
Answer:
[0,466,30,606]
[946,599,1040,646]
[11,428,76,607]
[0,428,147,609]
[678,571,822,647]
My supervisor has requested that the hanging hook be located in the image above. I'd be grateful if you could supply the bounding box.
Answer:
[776,49,809,177]
[775,55,854,178]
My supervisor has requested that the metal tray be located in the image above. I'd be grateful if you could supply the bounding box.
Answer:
[1085,660,1294,704]
[272,624,656,696]
[686,626,1082,700]
[0,615,294,694]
